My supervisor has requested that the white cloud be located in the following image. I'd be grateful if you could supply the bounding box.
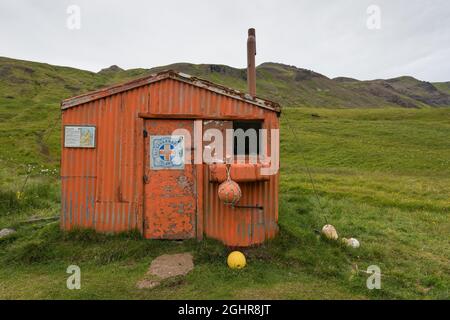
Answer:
[0,0,449,81]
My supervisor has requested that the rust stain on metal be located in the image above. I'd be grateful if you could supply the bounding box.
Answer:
[209,163,270,183]
[143,119,196,239]
[247,28,257,97]
[61,70,281,113]
[60,69,280,247]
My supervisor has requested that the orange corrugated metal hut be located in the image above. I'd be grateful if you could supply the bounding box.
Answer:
[60,29,281,246]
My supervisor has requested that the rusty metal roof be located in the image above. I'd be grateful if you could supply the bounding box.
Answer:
[61,70,281,113]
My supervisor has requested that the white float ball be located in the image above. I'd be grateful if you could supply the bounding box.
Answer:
[347,238,360,248]
[321,224,338,240]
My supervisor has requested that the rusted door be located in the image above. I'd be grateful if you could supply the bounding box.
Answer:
[144,120,196,239]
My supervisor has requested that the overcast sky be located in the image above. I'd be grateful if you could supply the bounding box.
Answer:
[0,0,449,81]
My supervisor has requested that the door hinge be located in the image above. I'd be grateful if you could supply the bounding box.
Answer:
[143,129,148,138]
[143,175,149,184]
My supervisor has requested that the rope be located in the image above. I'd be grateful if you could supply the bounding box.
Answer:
[225,163,232,181]
[284,115,329,225]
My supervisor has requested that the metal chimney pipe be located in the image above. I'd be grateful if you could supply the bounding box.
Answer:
[247,28,256,96]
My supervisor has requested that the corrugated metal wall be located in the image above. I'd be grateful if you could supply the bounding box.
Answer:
[61,78,279,246]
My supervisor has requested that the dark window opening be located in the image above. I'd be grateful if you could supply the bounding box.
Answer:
[233,121,262,155]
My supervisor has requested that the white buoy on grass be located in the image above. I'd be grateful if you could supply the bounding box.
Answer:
[342,237,360,248]
[321,224,338,240]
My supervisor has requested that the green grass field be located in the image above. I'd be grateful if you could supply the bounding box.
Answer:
[0,107,449,299]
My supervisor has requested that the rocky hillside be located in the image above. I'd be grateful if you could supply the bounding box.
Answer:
[0,55,449,173]
[107,62,450,108]
[1,56,449,109]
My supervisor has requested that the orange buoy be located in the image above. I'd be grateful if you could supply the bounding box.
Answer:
[218,179,242,205]
[218,164,242,205]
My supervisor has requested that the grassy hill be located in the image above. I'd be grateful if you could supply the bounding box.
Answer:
[0,55,449,171]
[2,56,449,111]
[100,61,450,109]
[433,81,450,95]
[0,57,449,299]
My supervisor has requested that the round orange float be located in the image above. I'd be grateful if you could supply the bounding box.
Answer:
[218,164,242,206]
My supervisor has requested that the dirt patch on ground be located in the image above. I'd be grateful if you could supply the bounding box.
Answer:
[137,253,194,289]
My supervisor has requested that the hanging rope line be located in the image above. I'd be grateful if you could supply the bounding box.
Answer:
[284,115,329,225]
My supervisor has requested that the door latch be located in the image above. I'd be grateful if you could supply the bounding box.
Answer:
[143,175,149,184]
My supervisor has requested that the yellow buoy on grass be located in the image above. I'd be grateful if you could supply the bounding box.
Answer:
[227,251,246,269]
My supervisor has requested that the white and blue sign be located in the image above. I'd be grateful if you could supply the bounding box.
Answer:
[150,135,185,170]
[64,126,96,148]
